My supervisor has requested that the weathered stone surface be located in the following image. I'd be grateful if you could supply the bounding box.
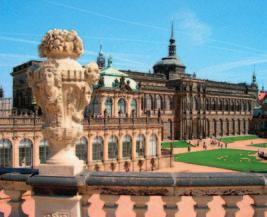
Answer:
[27,29,99,175]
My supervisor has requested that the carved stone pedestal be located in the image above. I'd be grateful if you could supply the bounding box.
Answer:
[34,195,82,217]
[38,162,84,176]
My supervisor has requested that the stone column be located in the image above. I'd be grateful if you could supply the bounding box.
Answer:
[162,196,181,217]
[87,134,93,164]
[12,137,20,167]
[81,194,91,217]
[157,133,161,158]
[145,134,150,159]
[32,136,41,167]
[114,96,119,117]
[99,95,105,115]
[100,195,120,217]
[131,196,149,217]
[4,190,27,217]
[137,96,142,117]
[250,195,267,217]
[118,136,123,162]
[131,133,137,163]
[193,196,212,217]
[126,96,132,116]
[222,195,242,217]
[103,133,109,162]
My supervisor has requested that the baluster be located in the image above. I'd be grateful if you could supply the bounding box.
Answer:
[193,196,212,217]
[81,194,91,217]
[100,194,120,217]
[250,195,267,217]
[162,196,181,217]
[4,190,27,217]
[222,195,242,217]
[131,196,149,217]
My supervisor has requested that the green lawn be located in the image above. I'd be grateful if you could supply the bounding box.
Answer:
[249,143,267,148]
[220,135,259,143]
[174,149,267,172]
[161,140,191,149]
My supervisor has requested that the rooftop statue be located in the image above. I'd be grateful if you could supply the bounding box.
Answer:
[27,29,99,175]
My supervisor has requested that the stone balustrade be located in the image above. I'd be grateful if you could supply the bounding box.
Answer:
[0,116,161,130]
[0,169,267,217]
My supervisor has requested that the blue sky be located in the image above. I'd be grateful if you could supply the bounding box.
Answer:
[1,0,267,97]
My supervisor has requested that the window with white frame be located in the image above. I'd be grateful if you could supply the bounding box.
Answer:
[0,139,12,167]
[93,136,104,161]
[108,136,118,159]
[39,139,49,164]
[19,139,32,167]
[122,135,132,159]
[149,134,157,156]
[75,137,88,163]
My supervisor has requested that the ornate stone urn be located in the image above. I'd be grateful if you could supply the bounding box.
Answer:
[27,29,99,175]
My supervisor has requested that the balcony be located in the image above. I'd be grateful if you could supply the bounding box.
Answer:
[0,169,267,217]
[0,116,161,131]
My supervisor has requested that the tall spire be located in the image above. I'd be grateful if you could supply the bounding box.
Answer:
[0,86,3,98]
[97,44,105,69]
[171,20,174,40]
[168,20,176,57]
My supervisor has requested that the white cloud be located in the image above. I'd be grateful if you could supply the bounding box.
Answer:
[175,10,212,44]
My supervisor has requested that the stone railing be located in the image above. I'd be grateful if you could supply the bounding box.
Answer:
[0,169,267,217]
[0,116,161,130]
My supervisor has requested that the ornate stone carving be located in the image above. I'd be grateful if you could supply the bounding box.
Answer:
[27,29,99,169]
[43,211,70,217]
[39,29,83,59]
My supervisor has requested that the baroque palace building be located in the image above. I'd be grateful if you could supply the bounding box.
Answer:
[0,26,258,170]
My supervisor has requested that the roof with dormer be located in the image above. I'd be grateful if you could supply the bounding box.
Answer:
[98,57,138,90]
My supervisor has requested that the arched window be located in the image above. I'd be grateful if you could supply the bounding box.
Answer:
[108,136,118,159]
[92,97,99,114]
[149,134,157,156]
[243,119,247,133]
[238,119,241,134]
[118,98,126,114]
[131,99,137,115]
[248,102,252,113]
[194,96,199,111]
[213,119,217,136]
[136,134,145,158]
[105,97,113,116]
[243,101,247,111]
[155,95,162,110]
[220,119,223,136]
[206,99,210,111]
[206,119,210,137]
[226,119,230,135]
[211,99,216,110]
[165,96,171,110]
[92,136,103,161]
[145,95,153,110]
[232,119,235,134]
[0,139,12,167]
[231,100,235,111]
[225,100,229,111]
[75,137,88,163]
[39,139,49,164]
[19,139,32,167]
[122,135,132,159]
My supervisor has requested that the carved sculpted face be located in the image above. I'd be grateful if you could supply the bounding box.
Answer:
[43,69,55,88]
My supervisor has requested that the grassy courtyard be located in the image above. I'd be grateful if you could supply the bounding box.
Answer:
[174,149,267,172]
[249,143,267,148]
[220,135,259,143]
[161,140,191,149]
